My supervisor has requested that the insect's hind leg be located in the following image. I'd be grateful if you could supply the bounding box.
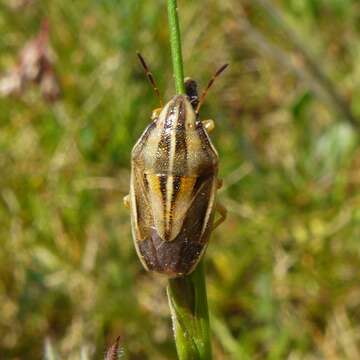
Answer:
[213,202,227,230]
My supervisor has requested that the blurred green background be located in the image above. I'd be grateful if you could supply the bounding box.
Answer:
[1,0,360,359]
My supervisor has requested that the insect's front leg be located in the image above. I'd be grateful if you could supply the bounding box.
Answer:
[151,108,162,121]
[123,194,130,209]
[213,201,227,230]
[202,119,215,133]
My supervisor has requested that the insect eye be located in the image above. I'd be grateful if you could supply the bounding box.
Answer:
[185,78,199,110]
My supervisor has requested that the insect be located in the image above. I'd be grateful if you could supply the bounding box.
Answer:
[124,54,228,277]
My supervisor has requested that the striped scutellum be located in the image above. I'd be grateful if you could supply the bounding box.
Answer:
[124,55,228,277]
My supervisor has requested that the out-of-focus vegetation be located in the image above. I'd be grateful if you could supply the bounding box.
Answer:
[1,0,360,358]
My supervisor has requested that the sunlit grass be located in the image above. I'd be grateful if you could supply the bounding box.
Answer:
[0,0,360,358]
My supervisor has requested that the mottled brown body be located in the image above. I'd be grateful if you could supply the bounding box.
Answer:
[130,95,219,277]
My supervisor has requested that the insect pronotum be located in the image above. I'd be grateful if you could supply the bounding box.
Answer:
[124,54,228,277]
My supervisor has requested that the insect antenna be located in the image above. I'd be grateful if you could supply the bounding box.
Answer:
[195,63,229,114]
[136,52,163,107]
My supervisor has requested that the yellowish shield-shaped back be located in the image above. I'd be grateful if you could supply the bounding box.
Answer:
[130,95,219,277]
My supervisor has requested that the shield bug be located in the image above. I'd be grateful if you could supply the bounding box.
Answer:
[124,54,228,277]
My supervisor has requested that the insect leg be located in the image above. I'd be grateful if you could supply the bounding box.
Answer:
[213,202,227,230]
[123,194,130,209]
[202,119,215,133]
[151,107,162,121]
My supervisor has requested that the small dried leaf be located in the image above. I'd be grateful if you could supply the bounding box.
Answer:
[0,19,61,102]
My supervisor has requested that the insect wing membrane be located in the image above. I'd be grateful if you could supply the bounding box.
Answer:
[131,167,217,276]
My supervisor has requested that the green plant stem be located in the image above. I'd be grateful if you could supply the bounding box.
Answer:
[166,1,212,359]
[167,0,185,94]
[168,262,212,360]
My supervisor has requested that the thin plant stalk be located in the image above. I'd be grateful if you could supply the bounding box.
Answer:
[166,1,212,359]
[167,0,185,94]
[168,261,212,360]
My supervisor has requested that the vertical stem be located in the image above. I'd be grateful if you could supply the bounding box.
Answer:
[167,0,185,94]
[167,261,212,360]
[166,1,212,359]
